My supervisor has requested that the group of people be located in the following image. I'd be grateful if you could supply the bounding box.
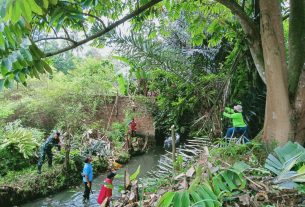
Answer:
[35,108,248,205]
[82,156,116,205]
[35,118,138,205]
[36,132,116,206]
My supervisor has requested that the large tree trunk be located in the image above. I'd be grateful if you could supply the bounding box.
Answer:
[289,0,305,145]
[294,70,305,145]
[260,0,291,145]
[288,0,305,99]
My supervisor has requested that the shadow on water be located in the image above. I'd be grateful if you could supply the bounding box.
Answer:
[20,148,164,207]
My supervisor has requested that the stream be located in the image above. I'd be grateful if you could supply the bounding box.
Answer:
[20,148,164,207]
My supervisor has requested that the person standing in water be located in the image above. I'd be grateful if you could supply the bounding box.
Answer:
[97,171,116,206]
[82,156,93,203]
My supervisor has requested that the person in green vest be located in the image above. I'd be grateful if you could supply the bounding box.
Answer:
[223,105,249,141]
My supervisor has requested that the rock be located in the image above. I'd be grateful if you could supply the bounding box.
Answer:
[186,166,195,178]
[238,193,250,206]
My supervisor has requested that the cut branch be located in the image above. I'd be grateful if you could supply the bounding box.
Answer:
[45,0,162,57]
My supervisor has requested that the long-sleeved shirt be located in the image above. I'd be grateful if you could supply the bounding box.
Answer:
[223,107,247,127]
[42,135,61,151]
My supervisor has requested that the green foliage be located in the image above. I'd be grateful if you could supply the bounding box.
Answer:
[117,74,128,95]
[0,120,43,175]
[130,165,141,181]
[108,122,127,143]
[264,141,305,189]
[1,120,43,156]
[1,58,115,131]
[0,0,161,86]
[173,154,184,171]
[156,164,247,207]
[117,152,130,164]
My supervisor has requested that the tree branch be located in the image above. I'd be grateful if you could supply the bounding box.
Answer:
[45,0,162,57]
[215,0,258,35]
[62,27,71,39]
[34,37,77,44]
[85,11,106,29]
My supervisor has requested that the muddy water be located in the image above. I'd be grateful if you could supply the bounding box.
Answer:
[21,148,163,207]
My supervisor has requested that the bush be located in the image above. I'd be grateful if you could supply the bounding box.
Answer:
[108,122,127,143]
[0,121,44,176]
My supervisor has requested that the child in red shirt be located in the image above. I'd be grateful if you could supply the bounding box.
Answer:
[129,118,137,137]
[97,171,116,206]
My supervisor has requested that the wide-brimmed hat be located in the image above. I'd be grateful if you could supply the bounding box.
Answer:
[234,105,243,112]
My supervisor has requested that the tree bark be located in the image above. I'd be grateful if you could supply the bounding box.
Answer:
[294,69,305,145]
[288,0,305,99]
[288,0,305,145]
[260,0,291,145]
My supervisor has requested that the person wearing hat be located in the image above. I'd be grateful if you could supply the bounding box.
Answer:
[37,132,61,174]
[97,171,116,206]
[223,105,249,140]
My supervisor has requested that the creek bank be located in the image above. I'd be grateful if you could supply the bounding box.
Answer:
[0,145,149,207]
[0,155,108,207]
[19,148,163,207]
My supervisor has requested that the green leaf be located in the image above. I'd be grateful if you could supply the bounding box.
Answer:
[197,186,214,207]
[156,191,175,207]
[11,0,22,24]
[0,79,4,90]
[190,191,203,205]
[4,26,15,48]
[220,171,237,191]
[42,61,53,74]
[232,161,250,173]
[49,0,58,5]
[173,191,182,207]
[0,33,5,50]
[20,0,32,23]
[43,0,49,9]
[201,183,218,202]
[130,165,141,181]
[4,0,13,21]
[181,191,190,207]
[18,72,26,83]
[211,177,221,196]
[28,0,43,15]
[1,64,9,75]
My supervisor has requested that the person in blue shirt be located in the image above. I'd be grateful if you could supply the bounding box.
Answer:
[82,156,93,203]
[37,132,61,174]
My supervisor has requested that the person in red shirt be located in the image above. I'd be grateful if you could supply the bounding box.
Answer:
[97,171,116,206]
[128,118,137,137]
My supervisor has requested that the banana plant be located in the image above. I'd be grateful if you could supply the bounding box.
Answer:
[156,163,248,207]
[264,141,305,189]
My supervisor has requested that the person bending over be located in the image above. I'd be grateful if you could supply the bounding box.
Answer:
[37,132,61,174]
